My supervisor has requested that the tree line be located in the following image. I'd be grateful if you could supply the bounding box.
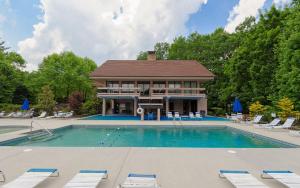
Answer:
[0,1,299,116]
[138,1,300,114]
[0,44,98,114]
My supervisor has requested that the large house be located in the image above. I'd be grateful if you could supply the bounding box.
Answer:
[90,51,214,120]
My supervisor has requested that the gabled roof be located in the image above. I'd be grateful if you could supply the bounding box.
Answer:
[90,60,215,78]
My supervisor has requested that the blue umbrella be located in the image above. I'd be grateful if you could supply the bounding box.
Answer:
[21,99,30,110]
[233,98,242,113]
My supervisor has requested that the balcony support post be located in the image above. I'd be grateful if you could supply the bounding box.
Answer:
[133,97,137,116]
[166,98,169,115]
[102,98,106,116]
[157,108,161,121]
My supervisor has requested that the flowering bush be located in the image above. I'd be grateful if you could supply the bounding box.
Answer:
[277,97,294,120]
[249,101,266,117]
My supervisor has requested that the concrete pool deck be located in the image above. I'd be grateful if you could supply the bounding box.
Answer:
[0,118,300,187]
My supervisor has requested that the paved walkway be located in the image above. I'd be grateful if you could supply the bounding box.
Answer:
[0,118,299,188]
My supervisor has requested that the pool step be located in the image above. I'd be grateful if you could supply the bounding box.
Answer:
[27,131,54,140]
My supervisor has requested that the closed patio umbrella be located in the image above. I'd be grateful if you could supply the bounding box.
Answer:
[232,98,242,113]
[21,99,30,110]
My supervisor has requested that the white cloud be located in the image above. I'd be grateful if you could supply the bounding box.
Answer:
[0,15,6,23]
[18,0,207,71]
[225,0,266,33]
[273,0,292,7]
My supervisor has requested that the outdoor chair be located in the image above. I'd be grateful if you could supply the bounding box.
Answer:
[64,170,107,188]
[118,173,160,188]
[2,168,59,188]
[219,170,268,187]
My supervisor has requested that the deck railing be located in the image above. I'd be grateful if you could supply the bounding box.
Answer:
[97,87,140,96]
[97,87,206,97]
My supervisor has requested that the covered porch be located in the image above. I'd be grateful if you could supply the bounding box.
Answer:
[100,96,208,120]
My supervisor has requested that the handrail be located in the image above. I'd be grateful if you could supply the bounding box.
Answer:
[30,120,53,136]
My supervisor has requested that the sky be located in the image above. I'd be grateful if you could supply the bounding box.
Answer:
[0,0,292,71]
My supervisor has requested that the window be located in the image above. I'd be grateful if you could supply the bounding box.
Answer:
[106,81,119,93]
[121,81,135,93]
[153,81,166,94]
[184,81,197,94]
[168,81,181,93]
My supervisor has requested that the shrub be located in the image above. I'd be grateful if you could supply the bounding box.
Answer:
[37,85,56,114]
[0,103,20,112]
[209,107,225,116]
[249,101,266,117]
[81,99,101,115]
[277,97,294,120]
[68,91,84,114]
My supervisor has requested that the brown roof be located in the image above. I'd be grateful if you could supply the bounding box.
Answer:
[90,60,215,78]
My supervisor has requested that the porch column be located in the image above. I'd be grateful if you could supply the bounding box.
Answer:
[166,81,168,95]
[166,98,169,114]
[102,98,106,116]
[197,98,207,115]
[111,99,114,114]
[141,110,144,121]
[157,108,161,121]
[133,98,137,116]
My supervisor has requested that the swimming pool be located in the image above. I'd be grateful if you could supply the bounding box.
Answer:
[0,125,297,148]
[81,115,229,121]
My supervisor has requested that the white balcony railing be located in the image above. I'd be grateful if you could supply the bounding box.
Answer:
[97,87,206,97]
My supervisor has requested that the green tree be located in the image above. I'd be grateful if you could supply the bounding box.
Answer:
[168,29,237,111]
[12,85,31,104]
[225,6,284,110]
[136,42,169,60]
[136,51,148,60]
[37,85,56,113]
[34,51,97,102]
[154,42,169,60]
[274,1,300,109]
[0,40,26,103]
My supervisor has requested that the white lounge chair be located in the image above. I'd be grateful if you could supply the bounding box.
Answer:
[64,111,74,118]
[0,170,5,182]
[269,117,295,129]
[64,170,107,188]
[252,115,263,124]
[289,130,300,137]
[23,111,34,118]
[2,168,59,188]
[0,111,5,118]
[231,114,239,122]
[220,170,268,187]
[189,112,195,119]
[254,118,281,128]
[12,111,23,118]
[5,112,15,118]
[118,173,160,188]
[237,113,243,121]
[262,170,300,187]
[195,112,202,119]
[37,111,47,119]
[167,112,173,120]
[174,112,181,120]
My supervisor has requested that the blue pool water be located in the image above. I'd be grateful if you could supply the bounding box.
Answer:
[81,115,229,121]
[0,125,296,148]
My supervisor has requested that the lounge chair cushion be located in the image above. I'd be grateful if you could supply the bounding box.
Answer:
[263,170,300,187]
[3,168,58,188]
[220,170,268,188]
[64,170,107,188]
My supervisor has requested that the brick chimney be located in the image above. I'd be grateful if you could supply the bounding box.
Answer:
[147,51,156,61]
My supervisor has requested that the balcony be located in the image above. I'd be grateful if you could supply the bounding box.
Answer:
[97,87,140,97]
[151,87,206,97]
[97,87,206,98]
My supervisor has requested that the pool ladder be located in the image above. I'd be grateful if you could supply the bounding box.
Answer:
[30,120,54,136]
